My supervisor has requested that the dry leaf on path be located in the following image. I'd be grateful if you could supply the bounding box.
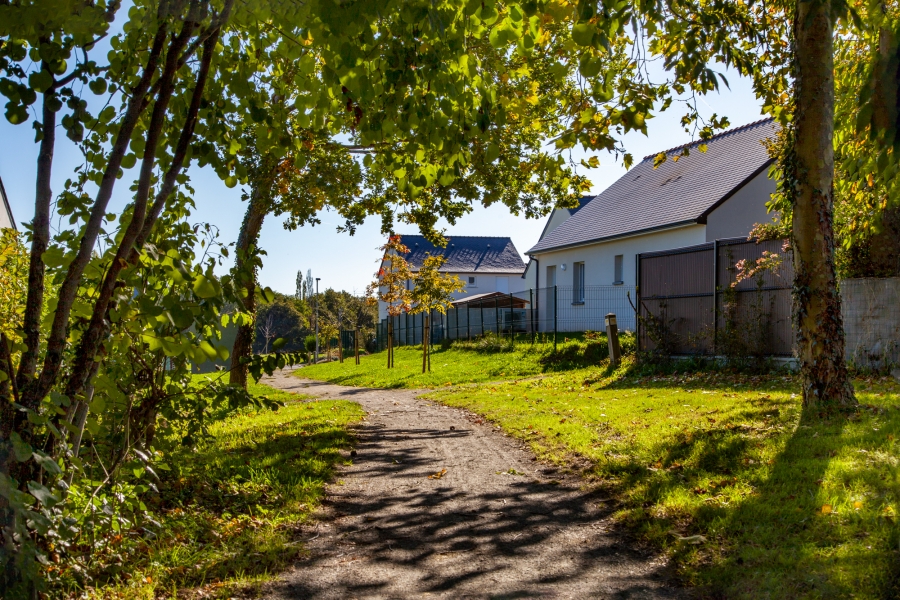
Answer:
[429,469,447,480]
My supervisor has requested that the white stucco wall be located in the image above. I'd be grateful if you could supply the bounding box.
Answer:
[0,207,12,230]
[377,270,526,320]
[705,168,777,241]
[530,224,707,289]
[527,225,707,332]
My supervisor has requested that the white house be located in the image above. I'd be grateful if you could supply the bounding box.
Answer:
[377,235,527,320]
[525,118,779,331]
[0,177,15,231]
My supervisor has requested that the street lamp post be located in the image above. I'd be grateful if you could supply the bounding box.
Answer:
[315,277,320,363]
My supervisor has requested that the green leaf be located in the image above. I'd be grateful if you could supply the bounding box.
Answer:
[89,78,108,95]
[5,103,28,125]
[485,143,500,163]
[572,23,596,47]
[199,340,218,360]
[192,275,219,299]
[579,56,603,78]
[28,70,53,93]
[273,337,287,350]
[28,481,59,507]
[32,451,62,476]
[10,432,32,462]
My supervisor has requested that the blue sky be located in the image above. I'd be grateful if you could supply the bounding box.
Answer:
[0,68,765,296]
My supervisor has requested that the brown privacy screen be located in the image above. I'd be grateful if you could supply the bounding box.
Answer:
[637,238,794,356]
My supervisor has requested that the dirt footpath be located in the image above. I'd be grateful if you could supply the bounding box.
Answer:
[261,368,684,600]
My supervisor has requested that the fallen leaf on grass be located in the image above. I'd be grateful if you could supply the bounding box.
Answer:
[672,533,707,545]
[821,504,833,514]
[429,469,447,480]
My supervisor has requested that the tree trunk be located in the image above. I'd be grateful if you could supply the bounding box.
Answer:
[16,73,56,392]
[65,15,196,401]
[789,0,856,409]
[230,187,269,388]
[17,9,172,413]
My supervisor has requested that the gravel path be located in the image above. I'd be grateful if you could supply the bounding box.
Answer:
[261,368,684,600]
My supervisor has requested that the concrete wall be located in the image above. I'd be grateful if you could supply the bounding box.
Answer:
[705,169,777,241]
[842,277,900,369]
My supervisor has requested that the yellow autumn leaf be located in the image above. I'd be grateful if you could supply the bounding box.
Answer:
[821,504,832,514]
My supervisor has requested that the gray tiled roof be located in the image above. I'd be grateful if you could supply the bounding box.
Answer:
[399,235,526,273]
[527,118,777,254]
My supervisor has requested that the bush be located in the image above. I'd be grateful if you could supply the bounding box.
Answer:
[304,335,317,353]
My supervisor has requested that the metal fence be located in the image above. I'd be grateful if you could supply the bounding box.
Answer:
[375,285,635,352]
[637,237,793,356]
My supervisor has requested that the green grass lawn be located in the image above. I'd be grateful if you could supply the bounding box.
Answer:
[298,333,630,388]
[299,344,547,388]
[87,379,364,599]
[425,360,900,599]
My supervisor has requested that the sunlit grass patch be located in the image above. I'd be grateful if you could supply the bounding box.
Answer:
[297,333,632,389]
[298,344,549,388]
[427,362,900,599]
[84,380,364,599]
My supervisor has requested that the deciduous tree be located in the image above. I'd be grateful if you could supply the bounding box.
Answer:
[367,236,412,369]
[409,254,466,373]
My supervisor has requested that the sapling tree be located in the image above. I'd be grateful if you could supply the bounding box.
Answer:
[409,254,466,373]
[367,236,412,369]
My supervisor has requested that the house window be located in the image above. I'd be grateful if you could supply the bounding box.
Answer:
[614,255,624,285]
[468,276,477,287]
[573,262,585,304]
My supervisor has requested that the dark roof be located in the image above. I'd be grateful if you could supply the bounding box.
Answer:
[0,177,15,231]
[567,195,593,215]
[452,291,531,307]
[397,235,526,273]
[527,118,777,254]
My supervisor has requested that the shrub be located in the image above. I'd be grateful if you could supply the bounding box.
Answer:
[304,335,317,353]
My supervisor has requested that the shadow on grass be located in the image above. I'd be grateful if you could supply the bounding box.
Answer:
[603,391,900,598]
[268,417,685,599]
[143,404,360,590]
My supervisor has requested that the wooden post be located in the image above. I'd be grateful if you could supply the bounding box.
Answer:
[605,313,622,367]
[355,327,360,365]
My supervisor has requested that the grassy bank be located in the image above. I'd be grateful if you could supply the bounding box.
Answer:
[298,333,632,388]
[426,362,900,599]
[85,380,364,599]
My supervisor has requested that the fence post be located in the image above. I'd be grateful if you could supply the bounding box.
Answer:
[712,239,719,355]
[530,288,535,344]
[467,303,470,340]
[495,296,500,336]
[635,254,641,353]
[605,313,622,367]
[554,285,558,351]
[509,292,514,343]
